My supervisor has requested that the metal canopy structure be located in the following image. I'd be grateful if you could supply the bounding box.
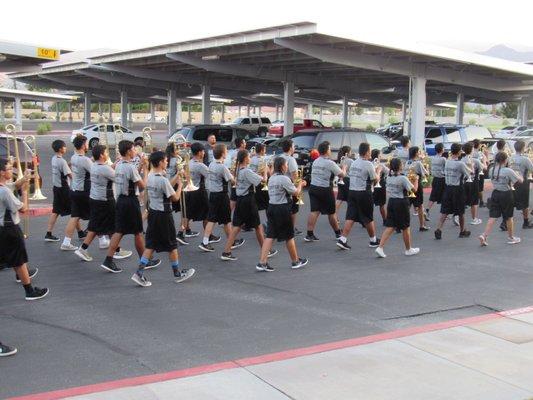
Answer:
[8,22,533,142]
[0,39,65,73]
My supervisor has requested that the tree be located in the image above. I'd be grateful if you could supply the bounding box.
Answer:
[26,84,51,93]
[499,102,518,119]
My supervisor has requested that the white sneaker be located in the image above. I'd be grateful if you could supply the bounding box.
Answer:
[75,248,93,262]
[60,243,78,251]
[99,239,110,249]
[131,273,151,287]
[507,237,521,245]
[405,248,420,256]
[469,218,482,225]
[113,249,133,260]
[375,247,386,258]
[453,215,460,226]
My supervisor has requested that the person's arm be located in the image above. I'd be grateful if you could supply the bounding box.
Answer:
[509,168,523,185]
[223,165,235,185]
[164,177,181,202]
[134,160,148,190]
[246,168,263,185]
[62,159,73,179]
[330,160,344,178]
[368,162,379,184]
[7,186,26,214]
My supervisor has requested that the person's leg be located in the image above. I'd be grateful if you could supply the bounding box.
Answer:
[133,233,145,258]
[75,219,82,232]
[341,219,355,238]
[81,231,97,248]
[254,225,265,247]
[63,217,79,245]
[378,227,394,249]
[365,221,376,239]
[327,213,340,231]
[285,238,299,262]
[471,204,478,221]
[202,222,215,244]
[222,223,231,238]
[481,217,496,239]
[230,200,236,212]
[135,248,155,277]
[379,205,387,222]
[223,226,241,253]
[416,206,424,228]
[506,217,515,239]
[402,228,412,250]
[259,238,274,264]
[13,264,30,285]
[426,200,434,212]
[306,211,320,233]
[335,200,343,215]
[106,233,123,257]
[436,214,447,230]
[459,214,465,232]
[46,213,59,233]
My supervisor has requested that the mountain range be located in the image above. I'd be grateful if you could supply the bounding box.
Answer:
[478,44,533,63]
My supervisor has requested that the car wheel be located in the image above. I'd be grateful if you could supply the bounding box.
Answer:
[88,138,99,149]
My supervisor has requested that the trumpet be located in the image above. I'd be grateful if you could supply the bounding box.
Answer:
[24,135,46,200]
[294,167,305,205]
[406,165,417,198]
[113,126,124,158]
[257,157,269,191]
[181,153,198,192]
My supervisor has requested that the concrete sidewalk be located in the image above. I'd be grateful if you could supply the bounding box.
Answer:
[13,306,533,400]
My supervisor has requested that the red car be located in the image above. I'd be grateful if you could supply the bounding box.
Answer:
[268,119,331,137]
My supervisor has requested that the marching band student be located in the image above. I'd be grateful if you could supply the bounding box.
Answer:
[335,145,353,216]
[494,139,510,231]
[203,133,216,166]
[472,139,488,207]
[199,144,244,252]
[60,135,91,251]
[375,158,420,258]
[395,135,410,165]
[371,148,388,224]
[406,146,430,231]
[221,149,276,261]
[305,141,344,242]
[425,143,446,217]
[461,142,483,226]
[434,143,472,240]
[479,151,522,246]
[249,143,270,213]
[100,140,160,273]
[336,142,381,250]
[510,140,533,229]
[0,159,49,300]
[74,145,132,262]
[166,143,186,245]
[278,139,303,235]
[227,137,247,212]
[256,156,307,272]
[132,151,195,287]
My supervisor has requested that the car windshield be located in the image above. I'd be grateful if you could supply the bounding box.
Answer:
[292,135,316,149]
[231,117,245,124]
[173,127,191,137]
[516,130,533,137]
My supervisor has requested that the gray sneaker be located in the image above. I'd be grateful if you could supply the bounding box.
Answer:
[60,243,78,251]
[113,249,133,260]
[131,273,152,287]
[291,258,308,269]
[75,248,93,262]
[174,268,196,283]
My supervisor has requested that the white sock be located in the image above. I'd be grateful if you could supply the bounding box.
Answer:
[370,236,376,242]
[104,235,110,241]
[62,237,71,246]
[339,236,347,243]
[202,236,209,245]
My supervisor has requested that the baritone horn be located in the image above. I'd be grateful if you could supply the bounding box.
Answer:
[294,167,305,205]
[142,127,153,152]
[24,135,46,200]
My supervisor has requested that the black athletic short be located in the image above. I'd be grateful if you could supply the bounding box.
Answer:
[373,186,386,207]
[171,184,181,213]
[514,181,530,211]
[478,173,486,192]
[464,181,479,207]
[184,188,209,221]
[230,187,237,202]
[115,195,143,235]
[207,191,231,225]
[290,196,300,214]
[254,184,269,211]
[409,177,424,208]
[88,198,115,235]
[336,177,350,202]
[266,203,294,242]
[0,224,28,268]
[70,190,90,220]
[346,190,374,225]
[145,209,177,253]
[440,185,466,216]
[429,177,445,204]
[309,185,336,215]
[489,190,514,219]
[384,198,410,230]
[233,193,260,229]
[52,186,71,216]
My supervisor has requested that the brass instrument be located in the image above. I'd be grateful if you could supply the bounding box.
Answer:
[98,124,108,147]
[257,156,269,191]
[372,158,382,189]
[250,146,256,156]
[142,127,153,152]
[24,135,46,200]
[337,156,346,186]
[406,164,417,198]
[181,153,198,192]
[113,126,125,157]
[420,151,430,185]
[294,166,305,205]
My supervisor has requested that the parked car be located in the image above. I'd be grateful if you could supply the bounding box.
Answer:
[490,128,533,155]
[144,115,167,123]
[422,125,495,156]
[495,125,529,138]
[224,116,271,136]
[268,119,330,137]
[246,136,278,150]
[168,124,261,147]
[376,122,404,139]
[0,135,41,190]
[71,124,143,149]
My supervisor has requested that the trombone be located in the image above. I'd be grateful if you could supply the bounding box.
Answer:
[113,126,124,163]
[142,127,153,152]
[24,135,47,200]
[294,166,305,205]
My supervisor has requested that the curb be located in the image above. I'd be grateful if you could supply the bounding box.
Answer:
[28,206,52,217]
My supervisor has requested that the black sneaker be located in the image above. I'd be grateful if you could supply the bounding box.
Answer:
[176,232,189,245]
[434,229,442,240]
[231,238,245,249]
[100,260,123,273]
[459,230,471,238]
[291,258,308,269]
[419,226,430,232]
[25,287,49,301]
[221,252,237,261]
[335,232,341,239]
[144,259,161,270]
[368,239,380,248]
[304,234,319,242]
[0,342,17,357]
[522,222,533,229]
[44,232,60,242]
[184,229,199,238]
[208,234,221,243]
[256,262,275,272]
[199,243,215,252]
[500,222,507,231]
[479,201,486,208]
[15,267,39,283]
[78,229,88,239]
[294,228,303,236]
[336,239,351,250]
[267,249,278,258]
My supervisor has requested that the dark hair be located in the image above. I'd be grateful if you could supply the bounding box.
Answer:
[92,145,107,161]
[191,142,204,155]
[359,142,370,157]
[213,143,226,160]
[72,135,87,150]
[281,139,293,153]
[450,142,462,155]
[273,156,287,173]
[492,151,508,180]
[408,146,419,160]
[472,139,480,149]
[371,148,380,160]
[149,151,166,168]
[0,158,8,172]
[337,145,351,163]
[435,143,444,154]
[254,143,265,155]
[514,140,526,153]
[234,137,245,149]
[207,133,216,140]
[165,142,177,164]
[52,139,66,153]
[317,141,330,155]
[236,149,248,165]
[118,140,134,157]
[134,138,144,147]
[399,135,410,147]
[389,157,402,175]
[496,139,506,151]
[463,142,473,155]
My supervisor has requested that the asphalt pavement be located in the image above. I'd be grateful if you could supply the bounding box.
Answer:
[1,132,533,399]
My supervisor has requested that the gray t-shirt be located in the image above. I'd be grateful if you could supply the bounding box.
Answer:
[51,155,71,188]
[147,172,176,212]
[430,155,446,178]
[167,157,178,178]
[385,174,413,199]
[189,159,209,188]
[510,154,533,179]
[71,153,93,192]
[395,148,410,163]
[249,155,262,174]
[349,158,377,191]
[490,165,520,191]
[444,159,469,186]
[311,156,342,187]
[236,167,262,196]
[90,163,115,201]
[115,160,142,196]
[405,160,427,176]
[268,173,297,204]
[208,161,233,193]
[278,153,298,179]
[0,185,23,226]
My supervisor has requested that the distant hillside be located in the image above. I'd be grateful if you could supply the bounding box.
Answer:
[479,44,533,62]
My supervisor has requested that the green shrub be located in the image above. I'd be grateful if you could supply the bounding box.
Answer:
[331,120,342,128]
[0,124,5,132]
[28,112,47,120]
[388,117,398,124]
[365,124,375,131]
[36,122,52,134]
[468,118,477,125]
[502,119,510,126]
[4,111,13,118]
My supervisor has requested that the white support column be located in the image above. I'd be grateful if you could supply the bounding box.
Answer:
[108,102,113,122]
[128,104,132,123]
[220,103,225,123]
[341,97,349,128]
[120,90,128,127]
[55,103,60,122]
[168,88,177,135]
[275,104,279,121]
[0,100,4,122]
[83,92,91,126]
[307,103,313,119]
[409,77,427,147]
[149,101,155,124]
[176,100,183,127]
[283,81,294,137]
[238,106,242,117]
[520,97,529,125]
[456,93,465,125]
[68,102,73,122]
[98,102,102,118]
[187,104,192,124]
[401,100,407,123]
[257,106,261,117]
[246,105,250,117]
[319,106,323,122]
[517,101,523,125]
[380,107,385,126]
[201,85,211,124]
[14,97,22,131]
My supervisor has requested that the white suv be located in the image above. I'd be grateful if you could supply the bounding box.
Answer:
[71,124,143,149]
[225,116,271,136]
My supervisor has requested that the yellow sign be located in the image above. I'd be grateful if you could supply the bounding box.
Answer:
[36,47,59,60]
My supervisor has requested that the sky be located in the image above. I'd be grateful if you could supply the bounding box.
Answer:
[1,0,532,54]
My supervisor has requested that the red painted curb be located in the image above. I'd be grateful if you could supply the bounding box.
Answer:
[7,305,531,400]
[28,207,52,217]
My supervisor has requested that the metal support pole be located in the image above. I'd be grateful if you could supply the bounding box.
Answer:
[0,100,4,122]
[409,77,427,147]
[246,105,250,117]
[283,81,294,137]
[520,97,529,125]
[108,102,113,122]
[307,103,313,119]
[257,106,261,117]
[238,106,242,117]
[14,97,22,131]
[341,97,349,128]
[68,102,73,122]
[128,103,132,123]
[120,90,128,127]
[221,103,225,123]
[187,104,192,124]
[56,103,60,122]
[83,92,91,126]
[275,104,279,121]
[456,93,465,125]
[380,107,385,126]
[176,100,183,127]
[168,88,177,135]
[201,85,211,124]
